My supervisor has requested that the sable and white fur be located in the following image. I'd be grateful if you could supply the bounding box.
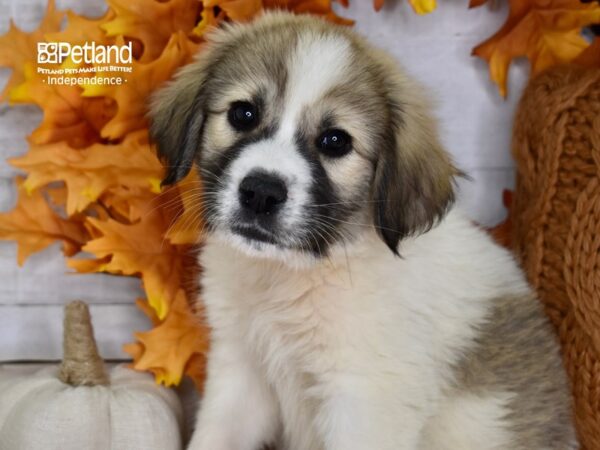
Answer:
[150,13,577,450]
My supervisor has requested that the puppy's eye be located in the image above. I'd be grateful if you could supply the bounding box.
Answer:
[228,101,259,131]
[316,129,352,157]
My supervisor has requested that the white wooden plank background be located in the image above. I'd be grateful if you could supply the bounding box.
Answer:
[0,0,526,361]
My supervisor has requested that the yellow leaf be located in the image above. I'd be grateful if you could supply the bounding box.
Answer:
[408,0,437,15]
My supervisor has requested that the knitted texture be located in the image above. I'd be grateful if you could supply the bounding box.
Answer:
[510,65,600,449]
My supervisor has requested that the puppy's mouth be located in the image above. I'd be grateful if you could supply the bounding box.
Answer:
[231,223,280,246]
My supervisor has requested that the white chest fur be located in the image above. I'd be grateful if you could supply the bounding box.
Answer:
[196,210,531,450]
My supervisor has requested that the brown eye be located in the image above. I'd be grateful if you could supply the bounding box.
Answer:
[316,128,352,157]
[228,101,259,131]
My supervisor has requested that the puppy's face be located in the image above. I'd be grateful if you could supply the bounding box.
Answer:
[150,13,457,261]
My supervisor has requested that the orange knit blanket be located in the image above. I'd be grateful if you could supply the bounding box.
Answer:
[509,65,600,449]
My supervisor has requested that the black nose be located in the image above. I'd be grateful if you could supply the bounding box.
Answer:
[239,173,288,216]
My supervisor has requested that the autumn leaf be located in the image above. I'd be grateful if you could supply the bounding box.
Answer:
[0,179,87,265]
[102,0,200,61]
[374,0,436,14]
[126,289,209,386]
[46,9,116,47]
[473,0,600,96]
[489,190,513,248]
[135,297,161,325]
[7,59,115,147]
[575,36,600,68]
[1,5,115,147]
[69,205,188,320]
[192,5,227,37]
[11,131,162,215]
[81,32,199,140]
[468,0,487,8]
[99,186,161,223]
[184,353,208,392]
[0,0,63,101]
[263,0,353,24]
[204,0,263,22]
[409,0,437,15]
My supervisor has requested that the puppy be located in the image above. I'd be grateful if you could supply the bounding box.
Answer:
[150,12,578,450]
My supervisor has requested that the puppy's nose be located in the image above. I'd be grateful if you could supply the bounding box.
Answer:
[239,173,288,216]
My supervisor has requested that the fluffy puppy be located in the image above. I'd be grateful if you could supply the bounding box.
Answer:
[150,12,577,450]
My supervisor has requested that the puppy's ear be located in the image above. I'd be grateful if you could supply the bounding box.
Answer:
[373,57,459,254]
[149,55,212,186]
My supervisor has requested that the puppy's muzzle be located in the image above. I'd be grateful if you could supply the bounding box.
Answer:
[238,172,288,216]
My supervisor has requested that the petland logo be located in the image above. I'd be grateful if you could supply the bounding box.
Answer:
[37,41,132,86]
[37,41,133,65]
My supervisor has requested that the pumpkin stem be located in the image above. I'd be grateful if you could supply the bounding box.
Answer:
[59,301,110,386]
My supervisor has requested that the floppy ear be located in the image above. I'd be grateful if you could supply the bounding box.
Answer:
[148,55,213,186]
[372,58,459,254]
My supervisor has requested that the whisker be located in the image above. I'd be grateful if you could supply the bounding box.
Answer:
[305,199,385,208]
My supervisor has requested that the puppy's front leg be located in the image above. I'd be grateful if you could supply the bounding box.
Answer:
[316,378,422,450]
[187,338,279,450]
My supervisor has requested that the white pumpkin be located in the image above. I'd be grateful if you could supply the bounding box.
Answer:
[0,301,184,450]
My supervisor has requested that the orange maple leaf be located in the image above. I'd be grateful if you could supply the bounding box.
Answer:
[68,198,189,320]
[473,0,600,96]
[263,0,353,24]
[11,131,163,215]
[575,36,600,68]
[0,0,63,101]
[184,352,208,392]
[374,0,436,14]
[81,32,199,140]
[7,57,115,147]
[0,1,112,148]
[46,9,116,47]
[98,186,162,223]
[101,0,200,61]
[204,0,263,22]
[0,179,87,265]
[192,5,227,37]
[127,289,209,386]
